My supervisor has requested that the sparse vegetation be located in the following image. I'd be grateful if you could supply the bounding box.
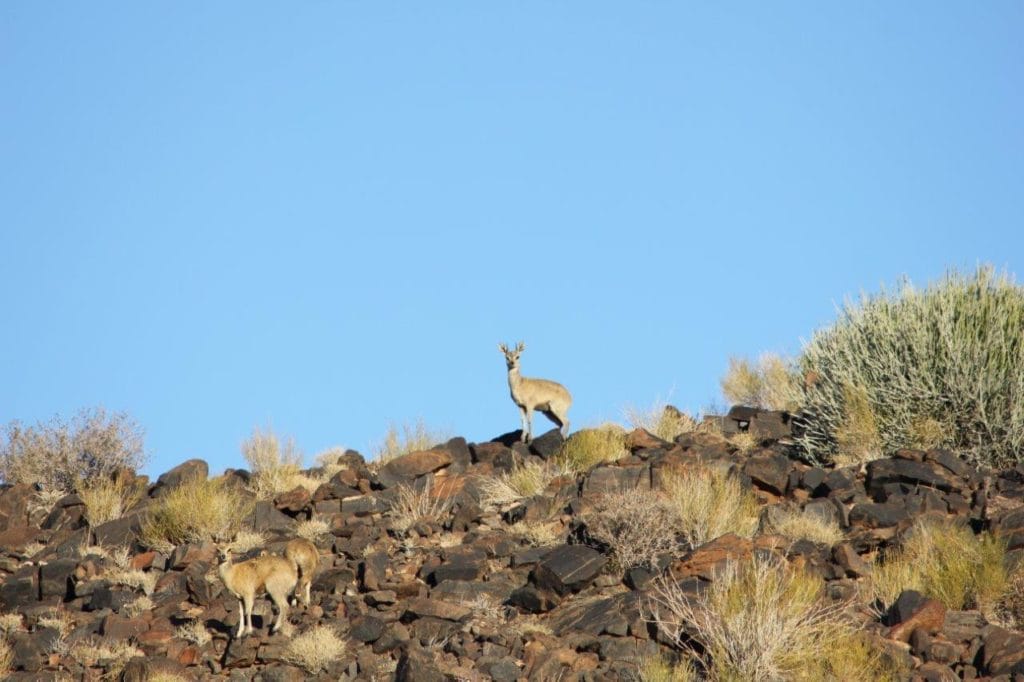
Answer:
[0,613,22,636]
[508,520,562,547]
[797,265,1024,467]
[296,518,330,541]
[650,554,896,681]
[0,407,146,494]
[477,460,572,510]
[832,383,883,467]
[0,638,12,674]
[721,354,802,412]
[870,517,1011,614]
[283,625,347,674]
[79,474,145,526]
[68,636,143,675]
[625,401,697,442]
[582,488,679,570]
[175,619,211,647]
[227,530,267,554]
[767,508,844,546]
[728,431,758,455]
[556,425,628,472]
[374,419,449,464]
[141,474,253,551]
[637,654,697,682]
[661,466,759,548]
[390,479,455,533]
[242,426,317,499]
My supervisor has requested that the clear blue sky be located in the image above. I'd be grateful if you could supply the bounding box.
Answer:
[2,3,1022,478]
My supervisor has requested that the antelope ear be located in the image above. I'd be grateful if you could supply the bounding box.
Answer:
[515,341,525,353]
[498,343,507,353]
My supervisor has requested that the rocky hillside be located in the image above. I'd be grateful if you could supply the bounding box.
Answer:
[2,408,1024,681]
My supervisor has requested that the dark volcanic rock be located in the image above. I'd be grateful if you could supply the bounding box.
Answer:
[154,459,208,492]
[377,449,453,487]
[742,453,792,496]
[532,544,607,596]
[849,502,908,529]
[528,429,565,460]
[866,458,960,501]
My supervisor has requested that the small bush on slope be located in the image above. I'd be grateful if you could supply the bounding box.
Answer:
[650,554,901,681]
[625,401,698,442]
[79,474,145,526]
[721,354,803,412]
[797,265,1024,467]
[374,419,450,464]
[0,407,146,494]
[556,425,628,472]
[870,517,1011,615]
[661,466,759,548]
[241,426,313,498]
[582,488,679,570]
[141,475,252,551]
[283,625,346,674]
[766,508,844,546]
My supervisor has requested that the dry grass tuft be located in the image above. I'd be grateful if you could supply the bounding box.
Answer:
[105,567,158,596]
[833,383,883,467]
[721,354,802,412]
[295,518,330,541]
[661,466,759,548]
[313,446,349,478]
[121,595,153,618]
[37,608,75,637]
[227,530,266,554]
[650,554,896,681]
[80,475,145,527]
[907,416,953,451]
[582,488,679,570]
[242,426,311,499]
[374,419,449,464]
[0,613,22,636]
[625,401,698,442]
[477,460,572,510]
[509,520,563,547]
[140,474,253,551]
[283,625,347,674]
[556,425,628,472]
[68,636,143,675]
[768,508,844,546]
[175,619,211,647]
[637,654,697,682]
[870,517,1010,614]
[390,479,456,533]
[0,638,11,674]
[728,431,758,455]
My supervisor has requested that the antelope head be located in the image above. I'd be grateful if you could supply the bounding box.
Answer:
[499,341,525,370]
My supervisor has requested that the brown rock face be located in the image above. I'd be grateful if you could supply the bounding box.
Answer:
[888,590,946,643]
[378,449,453,485]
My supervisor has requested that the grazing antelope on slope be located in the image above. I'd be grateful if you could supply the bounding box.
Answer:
[499,341,572,442]
[217,546,297,638]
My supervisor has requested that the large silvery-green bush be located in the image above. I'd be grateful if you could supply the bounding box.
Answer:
[795,266,1024,467]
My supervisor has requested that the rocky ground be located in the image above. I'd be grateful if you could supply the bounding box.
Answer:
[2,408,1024,681]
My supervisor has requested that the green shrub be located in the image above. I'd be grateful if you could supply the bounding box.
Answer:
[870,517,1010,614]
[0,408,146,494]
[661,466,759,548]
[796,265,1024,466]
[556,426,628,472]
